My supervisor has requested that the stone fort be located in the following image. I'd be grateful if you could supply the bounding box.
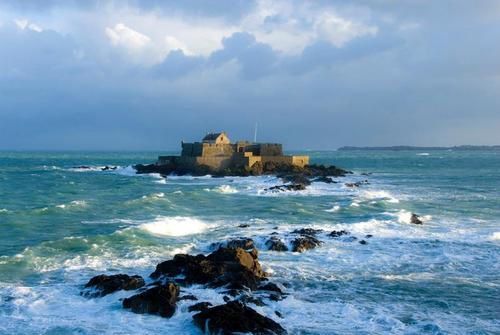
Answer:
[158,132,309,172]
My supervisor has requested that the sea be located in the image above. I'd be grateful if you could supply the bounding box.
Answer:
[0,150,498,334]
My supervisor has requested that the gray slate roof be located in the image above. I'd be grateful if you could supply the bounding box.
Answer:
[203,132,224,141]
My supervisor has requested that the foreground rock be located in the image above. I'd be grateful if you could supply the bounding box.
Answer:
[123,282,179,317]
[151,247,266,290]
[82,274,145,297]
[411,213,423,225]
[192,301,287,335]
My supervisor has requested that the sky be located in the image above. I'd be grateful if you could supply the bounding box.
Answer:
[0,0,499,150]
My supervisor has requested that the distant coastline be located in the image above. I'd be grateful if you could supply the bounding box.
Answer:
[338,145,500,151]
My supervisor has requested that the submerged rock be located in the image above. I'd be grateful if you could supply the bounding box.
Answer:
[265,237,288,252]
[291,236,322,252]
[150,247,266,290]
[313,176,336,183]
[122,282,179,318]
[345,180,370,188]
[411,213,423,225]
[329,230,350,238]
[278,174,311,186]
[188,301,213,313]
[265,184,307,192]
[82,274,145,297]
[192,301,287,335]
[291,228,323,236]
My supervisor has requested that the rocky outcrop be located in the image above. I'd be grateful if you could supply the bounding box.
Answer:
[122,282,180,318]
[188,301,212,313]
[82,274,145,297]
[192,301,287,335]
[291,236,322,252]
[150,247,266,290]
[291,228,323,236]
[265,237,288,251]
[411,213,423,225]
[329,230,350,238]
[345,180,370,188]
[265,184,307,192]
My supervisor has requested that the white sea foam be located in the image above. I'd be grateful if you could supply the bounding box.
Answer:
[396,210,432,224]
[216,185,238,194]
[56,200,87,209]
[139,216,210,236]
[0,208,8,213]
[490,232,500,240]
[325,205,341,212]
[417,152,430,156]
[359,190,400,203]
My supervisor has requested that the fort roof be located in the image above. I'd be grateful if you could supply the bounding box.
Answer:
[203,132,225,141]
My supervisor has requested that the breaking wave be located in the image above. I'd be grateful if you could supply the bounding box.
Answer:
[139,216,210,236]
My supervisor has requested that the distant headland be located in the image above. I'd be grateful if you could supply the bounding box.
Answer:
[338,145,500,151]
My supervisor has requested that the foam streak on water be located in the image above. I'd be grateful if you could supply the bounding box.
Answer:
[0,150,499,334]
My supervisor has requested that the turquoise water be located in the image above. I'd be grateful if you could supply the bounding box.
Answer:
[0,150,499,334]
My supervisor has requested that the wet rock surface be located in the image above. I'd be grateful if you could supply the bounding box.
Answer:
[150,247,266,290]
[291,235,322,252]
[82,274,145,297]
[264,184,307,192]
[329,230,350,238]
[265,237,289,251]
[192,301,287,335]
[122,282,180,318]
[411,213,423,224]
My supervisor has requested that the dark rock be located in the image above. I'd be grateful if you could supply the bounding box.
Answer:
[329,230,350,238]
[150,247,266,290]
[223,296,231,302]
[278,174,311,186]
[269,293,284,301]
[265,237,288,252]
[411,213,423,225]
[179,294,198,301]
[359,240,367,245]
[365,234,373,238]
[188,302,212,313]
[192,301,287,335]
[238,224,250,228]
[291,228,323,236]
[258,282,283,294]
[345,180,370,188]
[226,238,255,250]
[291,236,322,252]
[82,274,145,297]
[239,295,267,307]
[265,184,307,192]
[313,176,336,183]
[275,311,283,318]
[122,282,179,318]
[101,166,117,171]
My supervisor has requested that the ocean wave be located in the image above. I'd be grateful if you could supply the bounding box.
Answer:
[417,152,430,156]
[215,185,238,194]
[56,200,88,209]
[139,216,211,236]
[395,210,432,224]
[0,208,9,213]
[358,190,400,203]
[490,232,500,241]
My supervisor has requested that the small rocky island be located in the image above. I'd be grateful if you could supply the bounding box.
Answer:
[135,132,351,188]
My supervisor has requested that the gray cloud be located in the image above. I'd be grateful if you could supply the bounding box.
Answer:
[0,1,499,150]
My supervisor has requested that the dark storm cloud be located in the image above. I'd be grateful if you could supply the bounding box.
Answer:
[0,1,499,150]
